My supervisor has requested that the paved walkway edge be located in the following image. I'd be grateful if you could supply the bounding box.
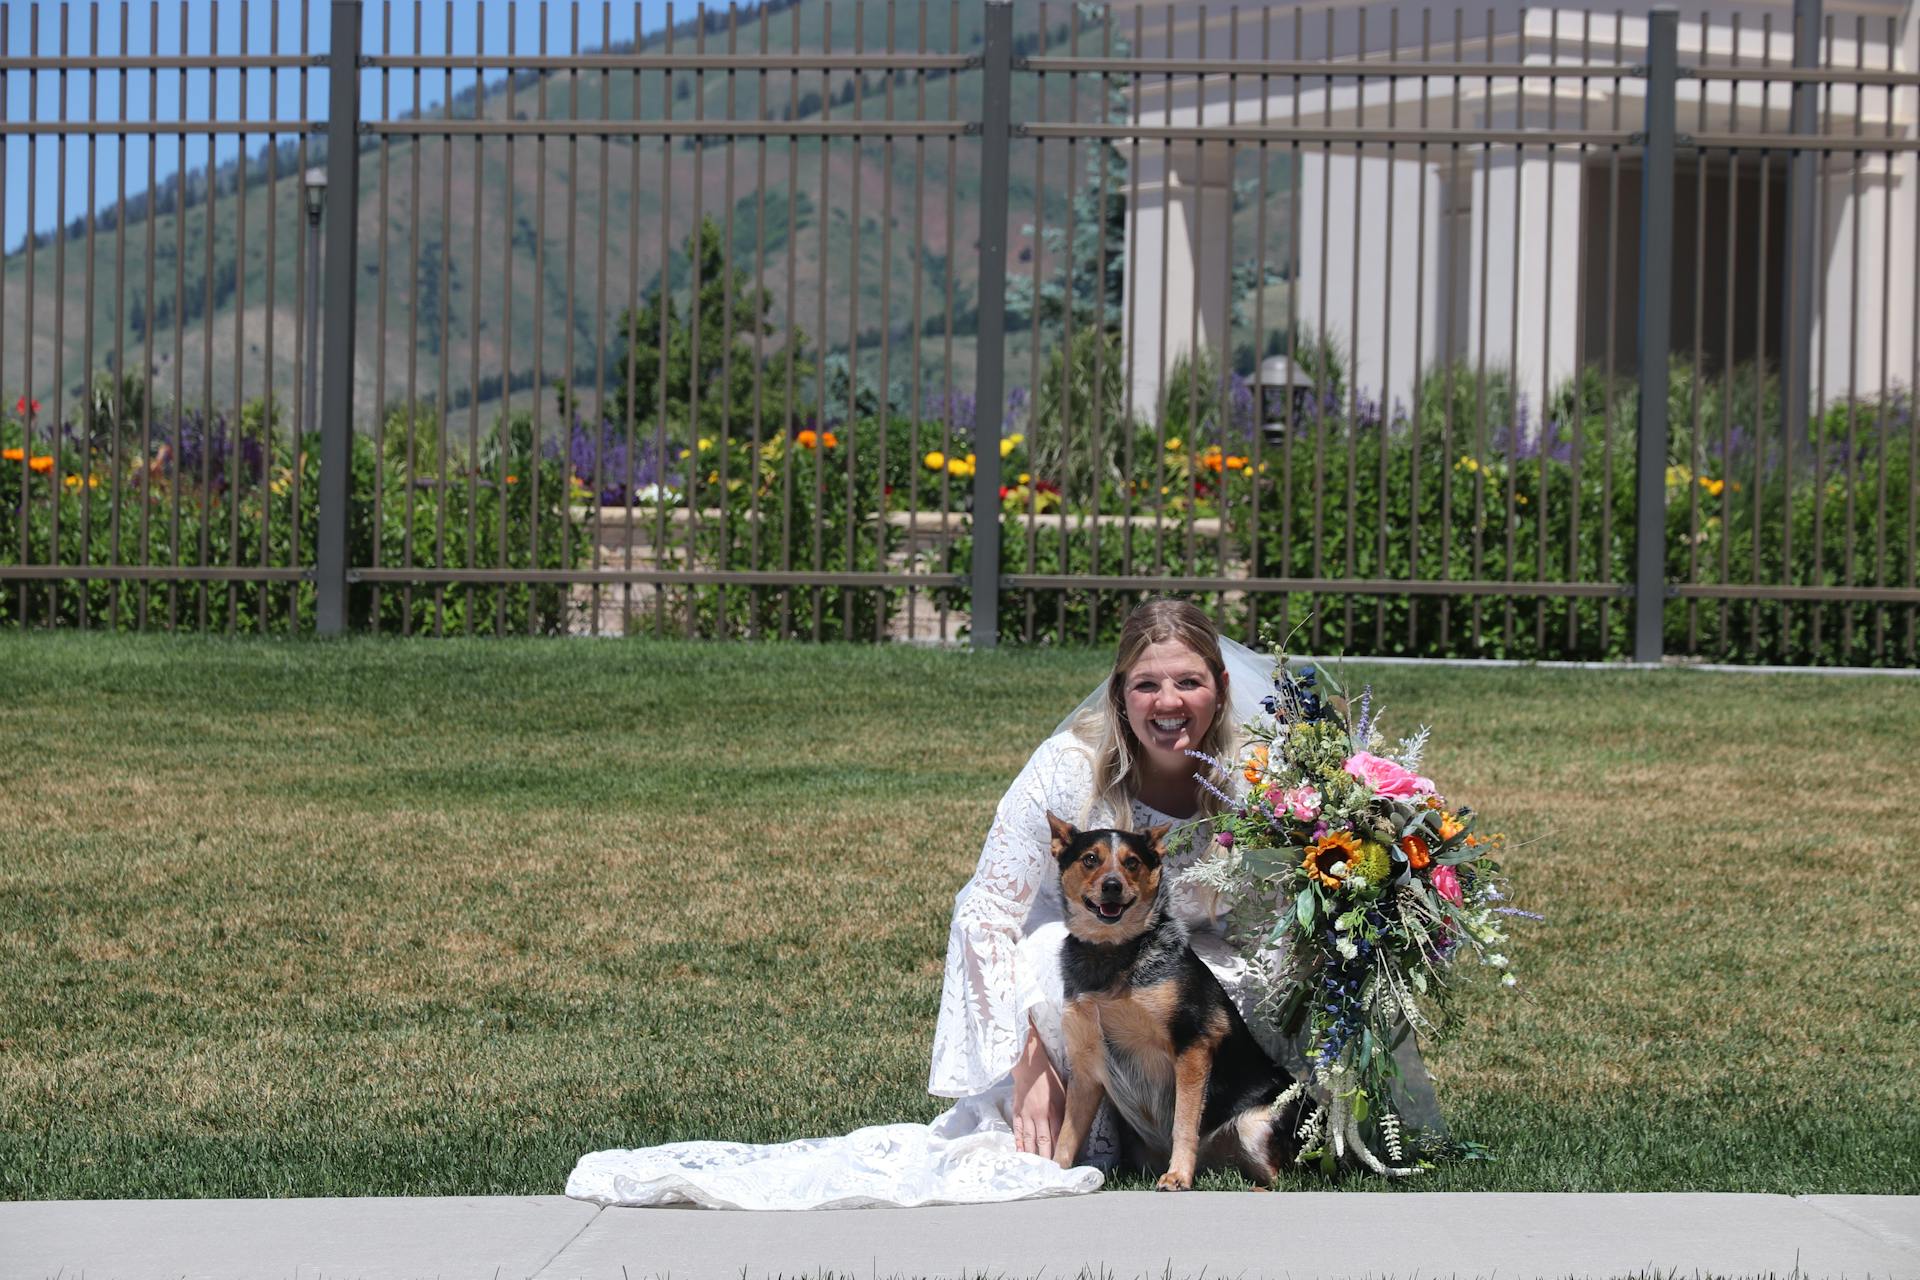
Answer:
[3,1192,1916,1280]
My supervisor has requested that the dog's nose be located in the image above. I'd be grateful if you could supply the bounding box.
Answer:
[1100,875,1125,899]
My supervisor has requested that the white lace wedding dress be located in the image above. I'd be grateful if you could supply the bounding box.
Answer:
[565,730,1281,1211]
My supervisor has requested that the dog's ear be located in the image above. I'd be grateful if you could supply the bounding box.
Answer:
[1143,823,1172,858]
[1045,811,1078,860]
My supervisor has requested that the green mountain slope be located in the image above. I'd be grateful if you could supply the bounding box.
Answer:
[2,1,1288,432]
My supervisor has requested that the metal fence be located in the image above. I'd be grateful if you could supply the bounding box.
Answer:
[2,0,1916,664]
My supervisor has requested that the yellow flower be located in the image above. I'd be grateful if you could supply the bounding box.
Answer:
[1164,437,1182,452]
[678,448,692,460]
[965,452,977,465]
[1704,477,1725,498]
[924,450,946,471]
[1304,831,1361,891]
[1456,454,1480,473]
[697,437,714,452]
[707,470,719,485]
[1666,463,1692,488]
[1018,472,1031,485]
[1000,437,1017,458]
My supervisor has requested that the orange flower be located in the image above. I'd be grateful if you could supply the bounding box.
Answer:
[1243,744,1270,785]
[505,473,519,485]
[1225,455,1248,471]
[28,455,54,474]
[1,447,23,463]
[796,429,820,448]
[1303,830,1360,890]
[821,431,839,448]
[1398,833,1432,870]
[1437,814,1464,843]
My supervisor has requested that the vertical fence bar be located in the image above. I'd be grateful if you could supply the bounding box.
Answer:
[970,1,1012,649]
[1781,0,1821,455]
[1633,7,1678,663]
[316,0,363,635]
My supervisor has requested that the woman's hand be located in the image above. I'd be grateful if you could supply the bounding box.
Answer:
[1009,1018,1066,1158]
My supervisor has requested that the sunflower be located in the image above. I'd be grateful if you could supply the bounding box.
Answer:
[1303,830,1360,891]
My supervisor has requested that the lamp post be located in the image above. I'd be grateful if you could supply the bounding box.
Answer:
[1257,355,1316,447]
[303,167,326,437]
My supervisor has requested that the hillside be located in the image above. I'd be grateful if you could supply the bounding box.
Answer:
[2,0,1287,431]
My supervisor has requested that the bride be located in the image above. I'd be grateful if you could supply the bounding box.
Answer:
[566,599,1433,1209]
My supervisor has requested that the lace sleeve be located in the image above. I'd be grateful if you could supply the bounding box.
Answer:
[927,735,1093,1099]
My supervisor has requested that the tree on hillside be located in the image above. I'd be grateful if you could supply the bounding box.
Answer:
[607,216,817,441]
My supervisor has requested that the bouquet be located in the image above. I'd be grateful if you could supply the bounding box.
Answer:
[1181,652,1531,1176]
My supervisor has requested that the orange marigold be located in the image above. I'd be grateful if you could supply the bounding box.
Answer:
[821,431,839,448]
[1,447,23,463]
[28,455,54,474]
[1437,814,1464,842]
[1303,830,1360,890]
[796,429,820,448]
[1398,833,1432,870]
[1243,744,1270,785]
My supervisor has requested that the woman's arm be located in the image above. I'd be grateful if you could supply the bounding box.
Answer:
[928,736,1086,1100]
[1009,1016,1066,1157]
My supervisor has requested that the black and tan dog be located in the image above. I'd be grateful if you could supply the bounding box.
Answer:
[1046,812,1306,1190]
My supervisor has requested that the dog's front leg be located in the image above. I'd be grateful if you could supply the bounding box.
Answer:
[1156,1043,1214,1191]
[1053,1003,1107,1170]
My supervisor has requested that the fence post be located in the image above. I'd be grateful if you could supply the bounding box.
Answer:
[1781,0,1822,452]
[1633,8,1678,664]
[969,2,1013,650]
[315,1,363,635]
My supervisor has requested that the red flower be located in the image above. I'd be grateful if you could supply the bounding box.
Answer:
[1035,480,1061,495]
[15,396,40,417]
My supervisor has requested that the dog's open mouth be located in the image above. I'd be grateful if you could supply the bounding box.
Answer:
[1085,897,1134,923]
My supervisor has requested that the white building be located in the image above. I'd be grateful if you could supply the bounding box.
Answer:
[1121,1,1919,418]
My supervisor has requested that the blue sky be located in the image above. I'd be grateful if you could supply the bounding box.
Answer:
[3,0,672,254]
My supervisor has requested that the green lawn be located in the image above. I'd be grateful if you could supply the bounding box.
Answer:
[1,635,1916,1199]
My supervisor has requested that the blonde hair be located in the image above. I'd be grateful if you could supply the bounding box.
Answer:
[1065,598,1240,828]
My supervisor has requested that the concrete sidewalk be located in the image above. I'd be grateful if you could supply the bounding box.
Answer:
[3,1192,1917,1280]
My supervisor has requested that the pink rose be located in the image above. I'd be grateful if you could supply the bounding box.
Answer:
[1431,864,1463,905]
[1343,751,1435,800]
[1273,784,1322,823]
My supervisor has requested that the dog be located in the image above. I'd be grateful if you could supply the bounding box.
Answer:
[1046,812,1306,1190]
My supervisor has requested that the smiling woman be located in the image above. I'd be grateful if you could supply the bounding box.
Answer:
[565,599,1287,1208]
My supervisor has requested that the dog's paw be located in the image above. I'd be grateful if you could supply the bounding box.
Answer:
[1154,1171,1193,1192]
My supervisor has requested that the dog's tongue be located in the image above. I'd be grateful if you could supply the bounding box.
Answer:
[1096,901,1127,921]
